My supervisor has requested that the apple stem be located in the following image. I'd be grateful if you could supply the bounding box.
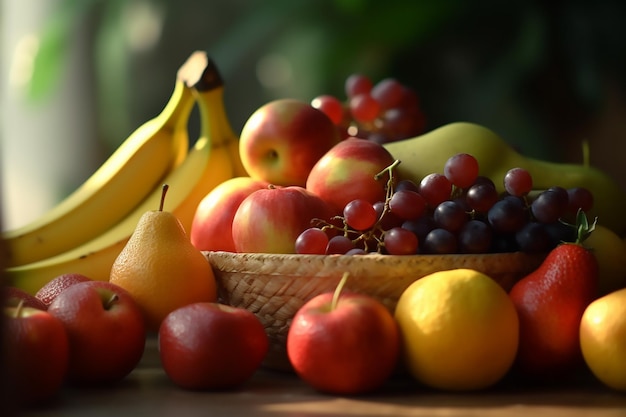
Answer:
[104,293,119,310]
[13,299,25,318]
[331,272,350,311]
[159,184,169,212]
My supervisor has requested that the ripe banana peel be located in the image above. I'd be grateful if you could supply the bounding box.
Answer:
[1,75,195,268]
[383,122,626,236]
[6,51,237,294]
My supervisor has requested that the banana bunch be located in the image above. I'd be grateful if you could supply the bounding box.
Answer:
[5,51,247,294]
[383,122,626,237]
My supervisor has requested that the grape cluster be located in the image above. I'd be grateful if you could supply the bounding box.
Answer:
[311,74,426,144]
[296,154,594,256]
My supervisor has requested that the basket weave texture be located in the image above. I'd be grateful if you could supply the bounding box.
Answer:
[205,251,544,371]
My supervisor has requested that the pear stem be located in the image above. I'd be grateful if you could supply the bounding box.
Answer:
[159,184,169,212]
[331,272,350,311]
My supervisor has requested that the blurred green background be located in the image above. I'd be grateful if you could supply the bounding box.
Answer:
[2,0,625,228]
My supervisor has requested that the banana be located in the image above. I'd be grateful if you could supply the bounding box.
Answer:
[6,52,236,294]
[1,75,195,268]
[383,122,626,236]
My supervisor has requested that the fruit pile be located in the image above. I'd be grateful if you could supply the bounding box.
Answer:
[295,153,594,256]
[3,50,626,409]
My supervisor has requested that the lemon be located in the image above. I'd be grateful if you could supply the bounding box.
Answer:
[394,268,519,391]
[580,287,626,391]
[585,224,626,296]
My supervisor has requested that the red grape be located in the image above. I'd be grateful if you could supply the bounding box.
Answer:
[311,95,344,125]
[345,74,373,98]
[383,227,418,255]
[371,78,405,110]
[504,167,533,196]
[419,173,453,208]
[296,228,329,254]
[343,199,378,231]
[349,93,380,123]
[444,153,480,189]
[388,189,426,220]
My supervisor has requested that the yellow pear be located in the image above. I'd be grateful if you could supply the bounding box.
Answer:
[110,185,217,332]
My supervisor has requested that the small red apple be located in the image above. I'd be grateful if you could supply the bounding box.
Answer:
[306,137,396,213]
[3,286,48,310]
[287,274,400,395]
[239,99,341,187]
[190,177,269,252]
[232,185,334,253]
[47,280,146,384]
[35,273,92,307]
[158,302,269,390]
[4,301,69,405]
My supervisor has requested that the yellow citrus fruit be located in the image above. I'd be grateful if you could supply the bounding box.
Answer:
[585,224,626,296]
[394,268,519,391]
[580,287,626,391]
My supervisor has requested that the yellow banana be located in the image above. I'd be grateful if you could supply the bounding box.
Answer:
[1,76,195,267]
[6,52,236,294]
[383,122,626,236]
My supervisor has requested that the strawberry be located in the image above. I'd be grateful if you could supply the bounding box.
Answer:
[509,210,599,382]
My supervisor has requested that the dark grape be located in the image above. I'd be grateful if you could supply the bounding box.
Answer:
[567,187,594,213]
[433,200,468,233]
[515,222,551,253]
[326,235,355,254]
[402,216,436,243]
[487,197,527,233]
[466,182,499,213]
[530,189,568,224]
[422,228,458,254]
[458,219,493,253]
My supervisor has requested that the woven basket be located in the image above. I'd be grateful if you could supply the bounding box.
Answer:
[205,251,544,371]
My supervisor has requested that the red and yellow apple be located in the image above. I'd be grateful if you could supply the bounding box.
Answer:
[47,280,146,384]
[35,273,92,308]
[239,99,341,187]
[287,278,400,395]
[306,137,396,213]
[158,302,269,390]
[3,286,48,310]
[232,185,334,253]
[190,177,269,252]
[4,302,69,405]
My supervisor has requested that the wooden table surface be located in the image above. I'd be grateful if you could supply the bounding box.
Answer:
[17,337,626,417]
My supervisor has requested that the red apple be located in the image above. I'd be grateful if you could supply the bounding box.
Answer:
[232,185,334,253]
[239,99,341,187]
[3,286,48,310]
[158,302,269,390]
[47,280,146,384]
[4,302,69,405]
[287,277,400,395]
[190,177,269,252]
[35,273,92,307]
[306,137,396,213]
